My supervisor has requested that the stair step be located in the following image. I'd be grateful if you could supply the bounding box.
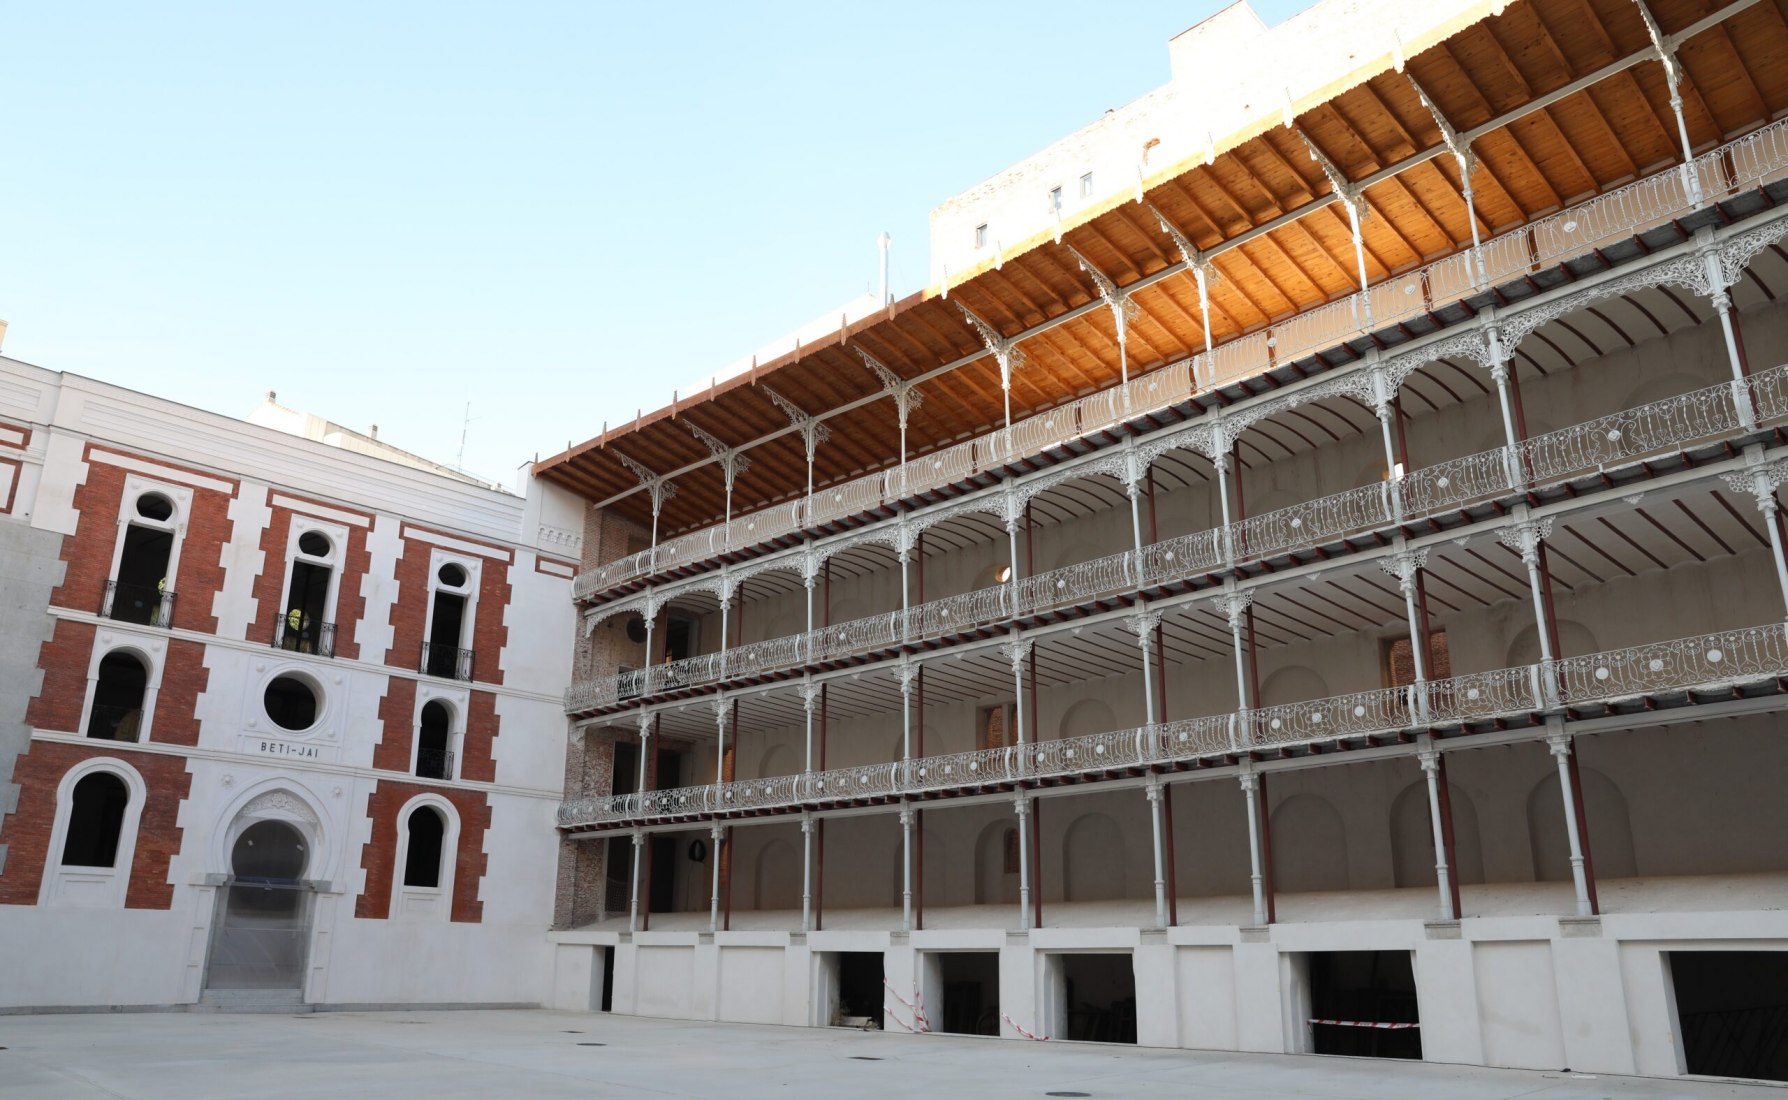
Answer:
[197,988,310,1013]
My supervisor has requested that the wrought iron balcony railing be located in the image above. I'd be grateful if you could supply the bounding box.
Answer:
[558,622,1788,829]
[571,118,1788,602]
[100,580,176,629]
[415,747,455,781]
[563,363,1788,714]
[421,641,475,682]
[272,617,336,658]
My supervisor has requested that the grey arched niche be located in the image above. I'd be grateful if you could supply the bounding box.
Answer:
[974,820,1017,906]
[1061,812,1125,902]
[1270,793,1349,893]
[1527,766,1636,882]
[1389,776,1484,889]
[754,838,799,911]
[1057,699,1116,741]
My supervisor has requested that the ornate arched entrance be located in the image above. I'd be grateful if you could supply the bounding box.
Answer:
[204,791,319,992]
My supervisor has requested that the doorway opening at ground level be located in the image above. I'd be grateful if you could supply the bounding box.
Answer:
[1670,950,1788,1082]
[924,952,999,1036]
[1045,953,1135,1043]
[1302,950,1421,1059]
[206,818,313,991]
[599,945,615,1013]
[818,952,884,1028]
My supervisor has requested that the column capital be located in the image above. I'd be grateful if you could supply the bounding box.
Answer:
[895,660,921,695]
[1497,518,1554,565]
[1417,745,1441,773]
[1379,547,1430,592]
[637,712,655,737]
[710,824,725,842]
[898,806,915,827]
[1237,771,1258,794]
[631,830,646,848]
[1211,590,1254,631]
[799,682,822,714]
[1013,793,1031,816]
[1545,730,1573,759]
[1000,636,1034,674]
[800,813,815,835]
[1125,610,1165,649]
[1145,779,1164,803]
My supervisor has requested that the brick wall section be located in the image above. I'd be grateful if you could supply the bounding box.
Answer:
[354,782,490,922]
[0,740,191,908]
[460,691,500,783]
[372,677,418,773]
[386,528,513,687]
[50,445,236,635]
[152,638,208,747]
[247,496,374,659]
[26,619,96,734]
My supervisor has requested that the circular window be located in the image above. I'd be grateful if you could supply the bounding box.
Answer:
[437,563,468,588]
[264,675,319,731]
[298,531,332,557]
[136,493,174,522]
[625,618,648,644]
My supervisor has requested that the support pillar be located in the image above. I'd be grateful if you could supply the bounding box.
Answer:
[627,830,645,933]
[1700,232,1755,427]
[1015,795,1033,931]
[1500,516,1558,704]
[708,823,725,932]
[899,805,915,932]
[1240,772,1268,927]
[1417,744,1457,921]
[1724,455,1788,617]
[800,813,815,932]
[1146,780,1169,928]
[1546,728,1597,917]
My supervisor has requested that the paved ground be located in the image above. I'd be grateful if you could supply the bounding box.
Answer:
[0,1009,1779,1099]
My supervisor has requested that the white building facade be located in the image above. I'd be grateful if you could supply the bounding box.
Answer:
[0,361,583,1009]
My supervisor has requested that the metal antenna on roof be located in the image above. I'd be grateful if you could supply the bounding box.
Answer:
[456,401,477,471]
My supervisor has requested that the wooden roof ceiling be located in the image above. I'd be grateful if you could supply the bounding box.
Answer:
[536,0,1788,534]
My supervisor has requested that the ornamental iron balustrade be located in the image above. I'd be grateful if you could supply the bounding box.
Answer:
[564,364,1788,714]
[557,622,1788,828]
[101,580,176,629]
[272,617,336,659]
[421,642,475,682]
[572,119,1788,603]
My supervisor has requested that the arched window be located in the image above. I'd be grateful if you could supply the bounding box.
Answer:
[106,491,177,627]
[403,806,446,888]
[87,651,149,741]
[416,701,453,780]
[61,772,129,867]
[424,562,476,681]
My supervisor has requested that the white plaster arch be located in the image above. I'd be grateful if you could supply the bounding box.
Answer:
[79,629,167,743]
[392,791,462,920]
[37,756,148,908]
[210,778,335,885]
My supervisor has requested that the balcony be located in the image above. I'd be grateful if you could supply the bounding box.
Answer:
[558,622,1788,829]
[565,362,1788,716]
[416,747,455,781]
[100,580,175,629]
[272,617,335,658]
[421,642,474,682]
[571,117,1788,603]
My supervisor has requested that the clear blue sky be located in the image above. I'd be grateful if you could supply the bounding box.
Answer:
[2,1,1307,488]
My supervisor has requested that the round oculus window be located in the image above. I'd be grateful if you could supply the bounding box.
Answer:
[135,493,174,522]
[297,531,332,557]
[437,563,468,588]
[264,675,319,731]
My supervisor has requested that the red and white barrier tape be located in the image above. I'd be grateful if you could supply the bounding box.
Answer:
[1308,1018,1421,1030]
[1003,1014,1050,1041]
[883,979,931,1033]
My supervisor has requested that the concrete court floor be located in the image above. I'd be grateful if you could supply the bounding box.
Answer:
[0,1009,1780,1099]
